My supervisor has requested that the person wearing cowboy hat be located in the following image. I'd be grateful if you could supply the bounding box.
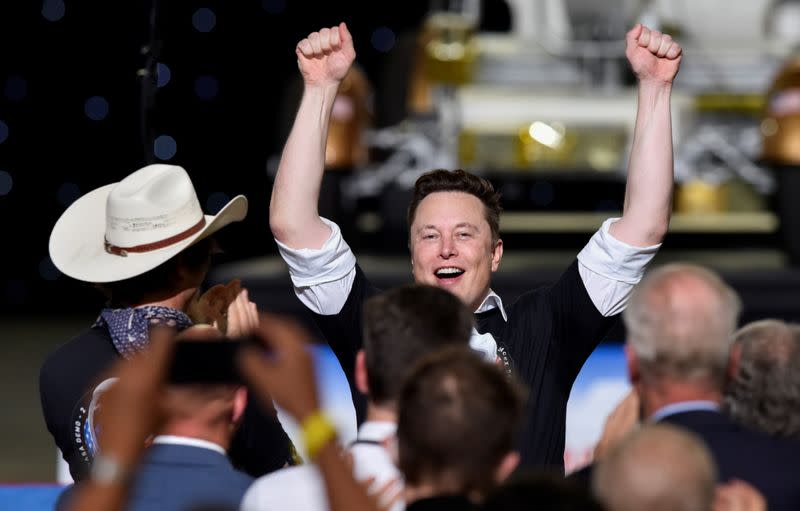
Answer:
[39,163,296,481]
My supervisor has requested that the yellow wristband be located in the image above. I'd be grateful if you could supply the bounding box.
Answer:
[301,410,337,460]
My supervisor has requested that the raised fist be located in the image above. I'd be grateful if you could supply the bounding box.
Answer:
[626,23,682,84]
[296,22,356,87]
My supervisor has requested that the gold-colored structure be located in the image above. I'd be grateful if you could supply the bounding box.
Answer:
[762,56,800,164]
[325,64,372,170]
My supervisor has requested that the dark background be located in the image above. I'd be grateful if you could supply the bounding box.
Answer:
[2,1,800,483]
[0,0,517,316]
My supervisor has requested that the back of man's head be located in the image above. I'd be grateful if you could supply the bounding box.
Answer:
[398,347,524,500]
[483,473,605,511]
[162,326,246,440]
[623,263,741,386]
[592,424,717,511]
[724,319,800,438]
[362,284,473,406]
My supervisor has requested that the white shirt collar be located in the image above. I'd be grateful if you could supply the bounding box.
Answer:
[649,401,720,422]
[152,435,226,455]
[474,289,507,322]
[357,421,397,443]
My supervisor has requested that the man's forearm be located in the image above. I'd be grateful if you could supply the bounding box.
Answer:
[611,80,674,247]
[270,83,340,249]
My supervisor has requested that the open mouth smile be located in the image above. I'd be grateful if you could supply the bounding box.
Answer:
[435,267,465,282]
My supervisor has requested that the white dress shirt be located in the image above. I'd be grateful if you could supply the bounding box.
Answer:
[240,421,403,511]
[650,401,721,422]
[152,435,227,455]
[275,216,660,318]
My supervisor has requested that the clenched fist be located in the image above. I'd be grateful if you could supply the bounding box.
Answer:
[626,23,682,85]
[296,22,356,88]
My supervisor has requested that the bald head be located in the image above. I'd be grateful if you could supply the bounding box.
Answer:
[592,424,717,511]
[624,264,741,385]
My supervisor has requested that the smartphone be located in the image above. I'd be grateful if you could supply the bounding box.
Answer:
[168,340,244,384]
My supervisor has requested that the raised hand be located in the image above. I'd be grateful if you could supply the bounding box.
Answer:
[297,22,356,88]
[626,23,682,85]
[225,288,259,338]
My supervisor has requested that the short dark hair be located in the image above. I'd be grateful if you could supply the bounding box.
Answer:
[398,347,525,497]
[100,237,215,307]
[362,284,473,406]
[724,320,800,439]
[483,473,606,511]
[407,169,502,243]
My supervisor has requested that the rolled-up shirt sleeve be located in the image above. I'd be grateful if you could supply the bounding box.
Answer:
[274,217,357,315]
[577,217,661,317]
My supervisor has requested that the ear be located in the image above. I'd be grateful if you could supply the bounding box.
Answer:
[491,238,504,272]
[231,387,248,425]
[355,350,369,395]
[727,342,742,381]
[494,451,520,483]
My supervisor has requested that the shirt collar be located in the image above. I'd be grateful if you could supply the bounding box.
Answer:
[649,401,720,422]
[152,435,226,455]
[357,421,397,443]
[474,289,507,322]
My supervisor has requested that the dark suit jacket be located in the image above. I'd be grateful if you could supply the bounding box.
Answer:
[661,410,800,511]
[39,326,294,480]
[126,443,253,511]
[569,409,800,511]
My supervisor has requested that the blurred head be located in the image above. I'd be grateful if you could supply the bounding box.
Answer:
[592,424,717,511]
[724,319,800,438]
[359,284,474,407]
[407,169,504,312]
[623,264,741,389]
[398,347,524,500]
[161,326,247,445]
[483,473,605,511]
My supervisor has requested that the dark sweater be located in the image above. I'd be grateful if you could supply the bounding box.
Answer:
[312,260,617,472]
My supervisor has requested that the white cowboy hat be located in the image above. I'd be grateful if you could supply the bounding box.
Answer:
[49,163,248,283]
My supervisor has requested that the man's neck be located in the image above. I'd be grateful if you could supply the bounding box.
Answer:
[134,287,198,311]
[365,402,397,424]
[404,483,478,506]
[640,380,724,419]
[158,422,231,452]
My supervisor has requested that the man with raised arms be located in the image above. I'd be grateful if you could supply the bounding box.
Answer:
[269,22,681,472]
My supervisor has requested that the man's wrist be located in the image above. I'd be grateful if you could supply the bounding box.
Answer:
[300,409,337,460]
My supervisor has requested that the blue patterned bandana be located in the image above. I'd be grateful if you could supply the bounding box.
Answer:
[94,306,193,358]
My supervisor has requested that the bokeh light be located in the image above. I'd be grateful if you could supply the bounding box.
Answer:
[371,26,396,53]
[0,171,12,196]
[192,8,216,32]
[154,135,177,160]
[84,96,109,121]
[156,63,171,88]
[41,0,65,22]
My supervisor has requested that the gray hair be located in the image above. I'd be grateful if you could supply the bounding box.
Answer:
[623,263,742,384]
[592,423,717,511]
[724,319,800,439]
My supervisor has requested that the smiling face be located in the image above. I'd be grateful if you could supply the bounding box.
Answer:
[410,191,503,312]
